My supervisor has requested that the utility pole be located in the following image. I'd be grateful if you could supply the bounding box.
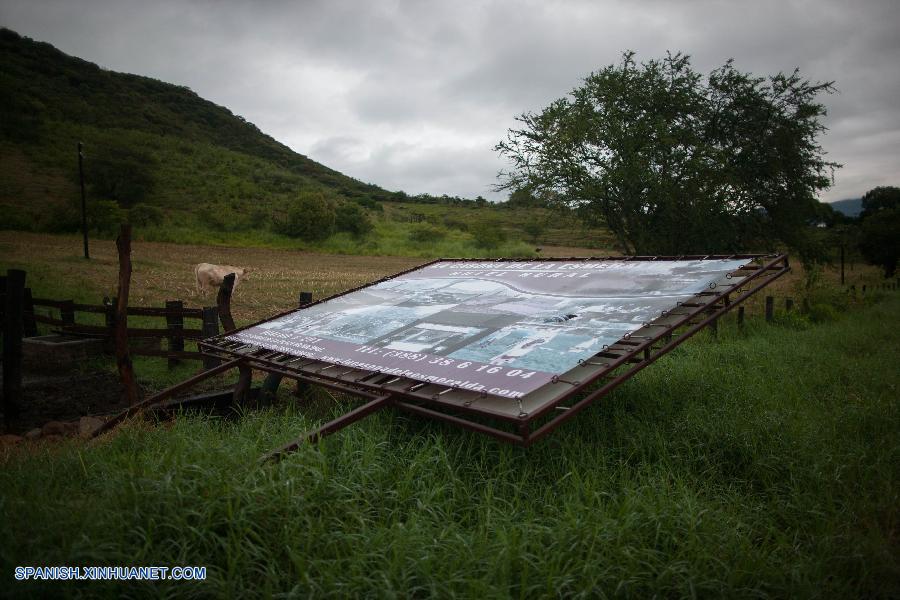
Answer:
[840,242,845,286]
[78,141,89,259]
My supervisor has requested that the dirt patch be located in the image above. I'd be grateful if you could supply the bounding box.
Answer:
[0,369,131,434]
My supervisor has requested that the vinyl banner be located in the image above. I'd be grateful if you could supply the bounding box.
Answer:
[228,259,749,399]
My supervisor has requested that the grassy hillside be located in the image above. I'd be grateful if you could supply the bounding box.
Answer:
[0,28,612,256]
[0,28,393,200]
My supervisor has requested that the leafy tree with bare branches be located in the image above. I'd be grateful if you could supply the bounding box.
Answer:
[496,52,838,258]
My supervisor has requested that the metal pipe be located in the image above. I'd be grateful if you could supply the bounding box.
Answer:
[262,394,394,462]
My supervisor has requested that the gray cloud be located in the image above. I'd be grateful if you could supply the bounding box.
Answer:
[2,0,898,202]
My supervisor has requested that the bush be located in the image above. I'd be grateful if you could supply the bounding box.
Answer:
[89,199,127,236]
[42,197,123,235]
[87,143,156,207]
[128,204,165,228]
[248,207,269,229]
[353,197,383,212]
[808,303,841,323]
[471,220,507,249]
[442,216,469,231]
[275,190,335,240]
[522,217,546,243]
[0,204,37,231]
[335,203,373,237]
[407,223,447,244]
[43,204,78,233]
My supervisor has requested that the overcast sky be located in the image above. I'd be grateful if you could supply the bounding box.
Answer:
[2,0,898,203]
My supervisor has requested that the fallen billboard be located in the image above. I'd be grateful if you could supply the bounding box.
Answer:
[227,258,750,399]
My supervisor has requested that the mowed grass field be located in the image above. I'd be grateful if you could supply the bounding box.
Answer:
[1,231,898,597]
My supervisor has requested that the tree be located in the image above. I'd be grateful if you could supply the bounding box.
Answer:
[496,52,838,257]
[275,190,335,240]
[857,186,900,277]
[505,187,546,209]
[859,186,900,219]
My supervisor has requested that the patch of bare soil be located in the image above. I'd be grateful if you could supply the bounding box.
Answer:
[0,368,131,434]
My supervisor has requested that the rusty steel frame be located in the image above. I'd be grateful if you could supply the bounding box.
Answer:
[191,254,790,456]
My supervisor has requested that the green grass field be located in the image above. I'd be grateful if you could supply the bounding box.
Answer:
[2,291,897,598]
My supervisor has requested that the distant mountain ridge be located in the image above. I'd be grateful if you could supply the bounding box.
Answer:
[828,198,862,217]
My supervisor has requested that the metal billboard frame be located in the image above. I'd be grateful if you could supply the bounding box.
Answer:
[179,253,790,460]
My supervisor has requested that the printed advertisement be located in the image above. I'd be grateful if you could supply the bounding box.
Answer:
[228,259,748,398]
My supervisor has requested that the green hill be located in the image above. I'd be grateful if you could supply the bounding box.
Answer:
[0,28,612,255]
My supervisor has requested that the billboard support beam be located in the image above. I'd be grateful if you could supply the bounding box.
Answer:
[262,394,394,463]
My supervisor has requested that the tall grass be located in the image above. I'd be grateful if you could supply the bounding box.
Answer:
[1,297,898,598]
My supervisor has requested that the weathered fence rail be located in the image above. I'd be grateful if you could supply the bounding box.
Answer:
[26,297,211,362]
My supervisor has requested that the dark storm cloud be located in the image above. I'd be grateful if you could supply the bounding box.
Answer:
[2,0,898,202]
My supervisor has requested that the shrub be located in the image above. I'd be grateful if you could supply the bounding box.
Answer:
[522,217,546,243]
[808,303,841,323]
[407,223,447,244]
[128,204,165,228]
[87,143,156,207]
[442,216,469,231]
[335,203,373,237]
[354,197,383,212]
[89,199,127,236]
[275,190,335,240]
[43,197,123,235]
[248,207,269,229]
[471,220,507,249]
[0,204,37,231]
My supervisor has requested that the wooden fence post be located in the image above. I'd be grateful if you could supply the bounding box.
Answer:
[737,305,745,328]
[0,275,6,334]
[166,300,184,369]
[201,306,220,369]
[115,224,140,406]
[218,274,251,406]
[765,296,774,322]
[3,268,25,423]
[103,297,113,327]
[233,365,253,407]
[22,287,37,337]
[60,300,76,327]
[217,273,236,333]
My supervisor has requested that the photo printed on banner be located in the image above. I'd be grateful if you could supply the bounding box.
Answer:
[228,259,750,398]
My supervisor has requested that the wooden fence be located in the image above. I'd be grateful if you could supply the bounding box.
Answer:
[2,277,233,373]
